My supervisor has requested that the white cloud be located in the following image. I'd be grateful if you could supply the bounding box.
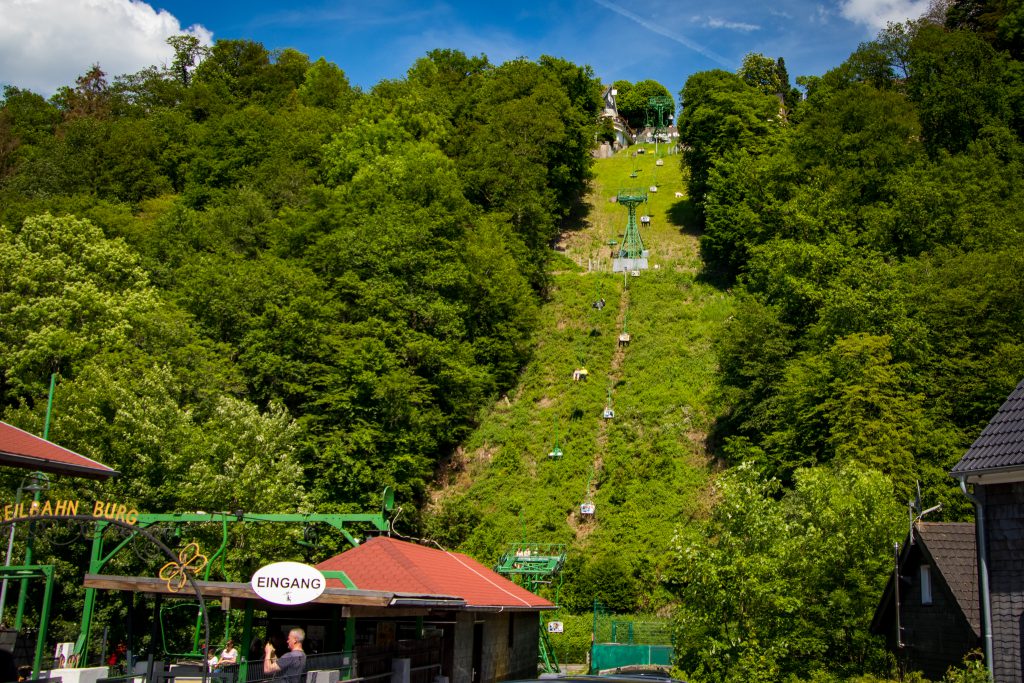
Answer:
[702,17,761,31]
[839,0,930,29]
[0,0,212,96]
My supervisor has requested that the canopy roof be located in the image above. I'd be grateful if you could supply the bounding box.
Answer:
[317,536,554,611]
[0,421,117,480]
[82,574,465,611]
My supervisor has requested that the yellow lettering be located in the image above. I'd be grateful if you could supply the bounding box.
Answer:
[3,506,10,521]
[67,500,78,516]
[54,500,67,516]
[40,500,52,516]
[125,509,138,525]
[104,502,117,519]
[28,501,39,517]
[93,501,104,517]
[115,504,127,521]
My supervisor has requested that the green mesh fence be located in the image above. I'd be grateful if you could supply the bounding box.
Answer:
[590,601,673,673]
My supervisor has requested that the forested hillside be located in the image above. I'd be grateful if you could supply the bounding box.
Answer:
[427,2,1024,683]
[0,41,601,573]
[4,0,1024,680]
[667,2,1024,680]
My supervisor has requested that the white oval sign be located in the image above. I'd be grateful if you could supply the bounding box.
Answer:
[251,562,326,605]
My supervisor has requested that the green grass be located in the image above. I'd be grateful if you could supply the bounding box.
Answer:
[427,144,733,660]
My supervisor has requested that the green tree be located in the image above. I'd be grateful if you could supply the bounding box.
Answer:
[908,23,1020,154]
[298,58,355,111]
[167,34,209,87]
[677,69,782,216]
[672,463,903,682]
[0,213,160,403]
[613,79,674,131]
[738,52,782,96]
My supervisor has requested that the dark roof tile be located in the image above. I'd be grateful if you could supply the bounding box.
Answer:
[951,379,1024,475]
[917,522,979,634]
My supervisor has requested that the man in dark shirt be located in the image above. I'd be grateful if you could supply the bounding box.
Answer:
[263,628,306,683]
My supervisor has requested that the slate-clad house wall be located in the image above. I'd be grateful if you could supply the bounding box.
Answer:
[951,377,1024,683]
[871,523,980,680]
[975,483,1024,681]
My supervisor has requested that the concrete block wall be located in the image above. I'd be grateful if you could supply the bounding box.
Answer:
[450,612,541,683]
[479,613,541,682]
[452,613,474,683]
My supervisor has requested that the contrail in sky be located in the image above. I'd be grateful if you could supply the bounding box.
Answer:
[590,0,734,67]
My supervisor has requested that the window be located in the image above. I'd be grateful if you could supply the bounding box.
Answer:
[920,565,933,605]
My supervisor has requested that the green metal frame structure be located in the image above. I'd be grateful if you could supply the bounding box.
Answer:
[75,490,394,664]
[0,565,53,679]
[616,188,648,260]
[646,96,673,139]
[0,515,212,678]
[495,543,565,674]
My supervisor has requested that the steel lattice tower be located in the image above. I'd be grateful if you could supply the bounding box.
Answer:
[648,95,673,134]
[616,188,647,259]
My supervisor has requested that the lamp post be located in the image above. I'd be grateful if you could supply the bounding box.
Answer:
[14,472,49,630]
[1,373,58,627]
[0,472,50,627]
[0,483,24,625]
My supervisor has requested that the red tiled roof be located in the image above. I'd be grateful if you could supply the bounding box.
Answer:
[0,421,117,480]
[316,537,553,610]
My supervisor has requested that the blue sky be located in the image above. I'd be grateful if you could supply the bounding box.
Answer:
[1,0,930,98]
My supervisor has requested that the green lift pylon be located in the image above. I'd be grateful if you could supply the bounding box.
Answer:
[495,543,566,673]
[647,96,673,188]
[647,96,673,151]
[613,188,648,273]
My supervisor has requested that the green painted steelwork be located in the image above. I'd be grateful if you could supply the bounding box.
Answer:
[321,570,357,589]
[76,490,394,664]
[239,601,254,683]
[0,565,53,679]
[539,624,559,674]
[616,189,647,260]
[548,418,564,459]
[647,97,673,132]
[495,543,565,674]
[495,544,565,579]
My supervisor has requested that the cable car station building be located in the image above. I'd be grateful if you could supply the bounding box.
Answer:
[85,537,553,683]
[0,421,552,683]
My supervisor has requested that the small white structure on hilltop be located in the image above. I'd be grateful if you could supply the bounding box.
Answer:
[598,85,632,150]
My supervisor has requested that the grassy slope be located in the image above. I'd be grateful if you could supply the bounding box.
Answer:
[428,144,732,614]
